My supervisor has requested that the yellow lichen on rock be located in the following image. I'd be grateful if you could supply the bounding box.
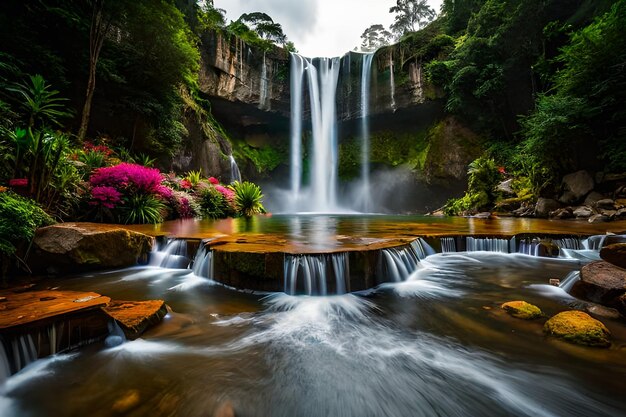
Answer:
[543,310,611,347]
[501,300,543,319]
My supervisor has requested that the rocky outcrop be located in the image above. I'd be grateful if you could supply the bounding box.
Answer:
[534,198,560,218]
[571,260,626,315]
[501,301,543,319]
[30,223,153,274]
[543,310,611,347]
[103,300,167,339]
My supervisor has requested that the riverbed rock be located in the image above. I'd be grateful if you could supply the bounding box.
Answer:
[571,261,626,314]
[536,240,560,257]
[573,206,594,218]
[584,191,605,206]
[112,389,141,413]
[588,214,609,223]
[561,170,594,203]
[600,243,626,269]
[501,301,543,319]
[550,207,573,219]
[543,310,610,347]
[616,208,626,219]
[584,304,621,319]
[31,223,153,274]
[535,198,561,218]
[596,199,616,210]
[103,300,167,339]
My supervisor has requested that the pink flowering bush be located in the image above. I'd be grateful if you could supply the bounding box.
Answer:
[208,177,219,185]
[90,163,163,194]
[90,186,122,209]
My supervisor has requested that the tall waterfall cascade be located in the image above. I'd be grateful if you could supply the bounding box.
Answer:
[288,52,374,213]
[389,53,396,110]
[229,155,242,183]
[259,51,269,110]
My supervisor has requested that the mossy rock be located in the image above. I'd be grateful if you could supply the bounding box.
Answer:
[501,300,543,320]
[543,310,611,347]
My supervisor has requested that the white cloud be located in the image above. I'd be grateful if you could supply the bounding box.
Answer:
[214,0,443,58]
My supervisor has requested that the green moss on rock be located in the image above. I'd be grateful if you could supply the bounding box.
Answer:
[543,310,611,347]
[501,300,543,320]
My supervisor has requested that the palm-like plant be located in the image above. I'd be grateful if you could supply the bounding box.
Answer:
[232,181,265,217]
[120,194,165,224]
[185,170,202,187]
[8,74,71,128]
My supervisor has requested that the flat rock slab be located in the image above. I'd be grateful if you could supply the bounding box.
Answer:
[0,290,110,329]
[103,300,167,339]
[600,243,626,269]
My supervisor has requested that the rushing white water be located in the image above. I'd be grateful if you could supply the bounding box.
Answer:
[559,270,580,293]
[379,239,430,282]
[0,340,10,383]
[149,238,190,269]
[191,243,214,280]
[466,237,510,252]
[229,155,241,183]
[289,53,305,208]
[259,51,269,110]
[284,253,349,295]
[358,53,375,212]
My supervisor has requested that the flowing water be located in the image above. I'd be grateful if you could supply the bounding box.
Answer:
[229,155,242,183]
[2,216,626,416]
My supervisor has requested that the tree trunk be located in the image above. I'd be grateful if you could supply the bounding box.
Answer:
[77,0,110,142]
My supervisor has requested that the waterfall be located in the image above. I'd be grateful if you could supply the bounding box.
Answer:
[441,237,456,253]
[389,53,396,110]
[0,338,11,382]
[149,238,190,269]
[359,53,375,212]
[582,235,607,250]
[10,335,37,373]
[284,253,349,295]
[229,155,242,183]
[379,239,430,282]
[290,53,304,206]
[192,243,214,279]
[306,56,341,212]
[465,237,509,253]
[259,51,269,110]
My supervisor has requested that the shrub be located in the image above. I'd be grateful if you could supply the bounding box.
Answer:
[0,190,53,256]
[232,181,265,217]
[90,163,164,195]
[198,186,229,219]
[120,194,165,224]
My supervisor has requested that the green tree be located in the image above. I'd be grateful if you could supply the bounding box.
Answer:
[237,12,287,45]
[389,0,436,38]
[360,24,393,52]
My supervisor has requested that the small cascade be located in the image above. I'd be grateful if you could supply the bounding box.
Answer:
[10,335,37,373]
[284,253,349,295]
[358,53,375,212]
[389,53,396,110]
[0,337,11,382]
[192,243,214,279]
[289,53,305,207]
[517,238,540,256]
[379,239,430,282]
[440,237,457,253]
[259,51,269,110]
[465,237,510,253]
[559,271,580,293]
[229,155,242,183]
[553,237,584,250]
[583,235,607,250]
[150,238,190,269]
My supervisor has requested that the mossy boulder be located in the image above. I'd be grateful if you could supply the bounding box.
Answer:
[501,301,543,319]
[543,310,611,347]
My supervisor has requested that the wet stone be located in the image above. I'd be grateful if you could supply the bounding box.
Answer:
[501,301,543,320]
[544,310,611,347]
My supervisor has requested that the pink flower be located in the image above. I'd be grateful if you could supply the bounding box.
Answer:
[9,178,28,187]
[155,185,174,199]
[498,166,506,174]
[215,184,235,201]
[208,177,219,185]
[90,186,122,209]
[180,179,192,189]
[90,163,164,194]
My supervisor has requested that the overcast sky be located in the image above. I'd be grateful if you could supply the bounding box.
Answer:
[213,0,444,57]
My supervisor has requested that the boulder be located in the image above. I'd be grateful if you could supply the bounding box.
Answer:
[600,243,626,269]
[535,198,560,218]
[103,300,168,339]
[573,206,593,218]
[615,198,626,208]
[501,301,543,319]
[536,240,561,257]
[571,261,626,314]
[596,199,615,210]
[31,223,153,274]
[615,208,626,219]
[584,191,605,206]
[550,207,573,219]
[496,179,515,195]
[561,170,594,203]
[543,310,610,347]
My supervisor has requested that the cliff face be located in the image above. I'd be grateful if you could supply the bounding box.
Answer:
[182,32,478,210]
